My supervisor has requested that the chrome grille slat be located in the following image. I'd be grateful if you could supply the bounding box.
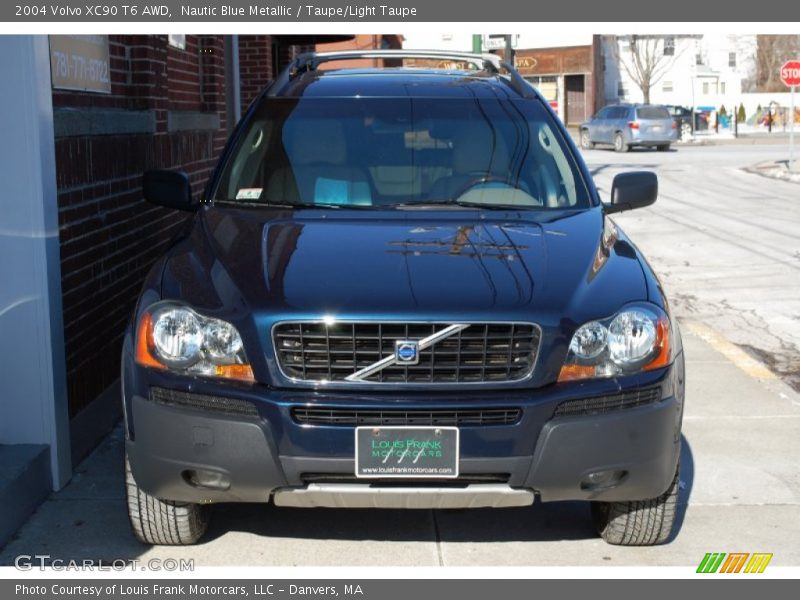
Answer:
[273,321,540,385]
[292,406,523,426]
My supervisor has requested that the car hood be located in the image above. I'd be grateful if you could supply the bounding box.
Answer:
[161,206,649,326]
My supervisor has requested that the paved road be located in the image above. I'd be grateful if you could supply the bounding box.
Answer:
[2,144,799,568]
[585,143,800,391]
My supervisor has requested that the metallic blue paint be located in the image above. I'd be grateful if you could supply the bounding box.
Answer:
[123,66,682,505]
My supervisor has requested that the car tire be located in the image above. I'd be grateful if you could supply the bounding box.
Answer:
[591,466,680,546]
[680,122,692,140]
[126,455,209,545]
[580,129,594,149]
[614,132,629,153]
[656,144,670,152]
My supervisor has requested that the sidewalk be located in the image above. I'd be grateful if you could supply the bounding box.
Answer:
[681,130,795,145]
[1,320,798,567]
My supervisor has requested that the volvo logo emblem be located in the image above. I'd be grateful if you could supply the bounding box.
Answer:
[395,341,420,365]
[344,324,470,382]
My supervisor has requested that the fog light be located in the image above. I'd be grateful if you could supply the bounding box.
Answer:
[580,469,626,490]
[183,469,231,491]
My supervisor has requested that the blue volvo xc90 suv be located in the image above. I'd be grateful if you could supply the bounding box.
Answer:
[123,51,685,547]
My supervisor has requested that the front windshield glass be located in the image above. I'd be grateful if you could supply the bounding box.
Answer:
[213,96,592,209]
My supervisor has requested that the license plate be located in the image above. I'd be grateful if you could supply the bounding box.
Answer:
[355,426,459,478]
[652,126,663,132]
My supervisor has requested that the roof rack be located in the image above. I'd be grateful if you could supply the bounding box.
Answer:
[268,50,537,99]
[298,50,500,72]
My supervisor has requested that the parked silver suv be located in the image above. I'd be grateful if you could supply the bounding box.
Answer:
[580,104,677,152]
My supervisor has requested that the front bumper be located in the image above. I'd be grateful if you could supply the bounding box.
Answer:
[125,354,684,507]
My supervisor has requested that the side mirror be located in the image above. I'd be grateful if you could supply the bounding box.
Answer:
[142,170,196,211]
[604,171,658,214]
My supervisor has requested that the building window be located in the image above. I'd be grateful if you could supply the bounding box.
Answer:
[662,80,674,92]
[168,34,186,50]
[525,75,558,104]
[728,52,736,68]
[721,81,726,94]
[617,81,628,98]
[702,81,709,94]
[696,53,703,66]
[664,36,675,56]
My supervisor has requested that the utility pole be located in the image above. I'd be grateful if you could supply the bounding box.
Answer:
[504,34,514,65]
[790,84,796,171]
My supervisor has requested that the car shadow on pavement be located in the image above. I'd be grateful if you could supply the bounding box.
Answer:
[667,434,694,544]
[0,427,695,562]
[203,434,695,545]
[205,500,595,544]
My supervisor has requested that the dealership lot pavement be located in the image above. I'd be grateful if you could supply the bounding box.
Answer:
[1,326,798,567]
[587,143,800,392]
[1,143,799,567]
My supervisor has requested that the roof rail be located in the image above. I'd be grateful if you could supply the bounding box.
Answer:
[497,59,537,99]
[268,50,536,99]
[298,50,500,72]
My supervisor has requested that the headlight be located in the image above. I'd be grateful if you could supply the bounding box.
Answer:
[568,321,607,359]
[607,310,657,365]
[559,304,671,382]
[135,303,254,382]
[151,307,204,367]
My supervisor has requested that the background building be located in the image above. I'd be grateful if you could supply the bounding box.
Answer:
[316,34,403,67]
[602,34,800,128]
[602,34,756,113]
[401,32,602,125]
[0,33,350,547]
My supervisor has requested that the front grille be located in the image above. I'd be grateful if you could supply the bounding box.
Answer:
[273,321,539,384]
[149,387,259,418]
[553,386,662,417]
[291,407,522,427]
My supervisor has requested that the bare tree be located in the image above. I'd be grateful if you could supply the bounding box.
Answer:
[755,35,800,92]
[611,35,686,104]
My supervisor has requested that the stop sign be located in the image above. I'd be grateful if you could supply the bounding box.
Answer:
[781,60,800,87]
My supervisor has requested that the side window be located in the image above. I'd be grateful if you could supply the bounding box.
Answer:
[595,107,611,120]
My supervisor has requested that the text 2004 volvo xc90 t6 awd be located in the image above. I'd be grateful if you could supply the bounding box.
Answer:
[123,51,685,547]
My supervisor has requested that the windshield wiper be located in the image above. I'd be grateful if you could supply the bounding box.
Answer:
[214,200,379,210]
[450,200,540,210]
[213,199,329,209]
[389,200,541,211]
[391,202,463,209]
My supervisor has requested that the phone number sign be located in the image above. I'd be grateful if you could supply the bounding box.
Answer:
[49,35,111,93]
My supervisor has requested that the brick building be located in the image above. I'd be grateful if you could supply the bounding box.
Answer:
[315,34,403,68]
[0,34,349,546]
[401,33,603,125]
[52,34,335,447]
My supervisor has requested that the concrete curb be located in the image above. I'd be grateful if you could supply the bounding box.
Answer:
[742,160,800,184]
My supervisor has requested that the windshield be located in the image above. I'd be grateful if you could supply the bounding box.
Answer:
[212,97,591,210]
